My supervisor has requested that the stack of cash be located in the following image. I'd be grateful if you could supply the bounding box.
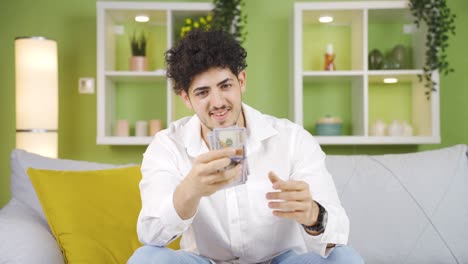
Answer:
[207,127,249,189]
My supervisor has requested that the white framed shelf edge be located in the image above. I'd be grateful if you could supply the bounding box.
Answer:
[303,71,365,76]
[294,1,408,10]
[97,136,153,145]
[367,69,424,75]
[106,70,166,76]
[96,1,213,11]
[315,136,440,145]
[105,71,167,82]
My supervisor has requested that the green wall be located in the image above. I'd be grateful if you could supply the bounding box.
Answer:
[1,0,467,207]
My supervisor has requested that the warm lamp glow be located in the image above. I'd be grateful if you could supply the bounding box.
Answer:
[135,15,149,22]
[383,77,398,84]
[15,37,58,158]
[319,16,333,23]
[16,132,58,158]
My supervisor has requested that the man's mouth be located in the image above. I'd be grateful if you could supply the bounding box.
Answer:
[210,108,230,121]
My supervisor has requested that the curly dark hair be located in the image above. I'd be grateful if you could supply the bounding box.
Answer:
[165,29,247,95]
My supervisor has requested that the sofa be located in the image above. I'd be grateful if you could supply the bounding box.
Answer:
[0,144,467,263]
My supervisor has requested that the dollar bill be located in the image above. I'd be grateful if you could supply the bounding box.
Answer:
[207,126,248,189]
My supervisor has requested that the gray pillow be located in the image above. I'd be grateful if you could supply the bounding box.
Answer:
[10,149,134,225]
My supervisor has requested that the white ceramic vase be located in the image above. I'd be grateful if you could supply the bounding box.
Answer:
[370,119,386,136]
[388,120,403,136]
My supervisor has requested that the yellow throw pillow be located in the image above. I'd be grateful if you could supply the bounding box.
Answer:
[28,166,145,263]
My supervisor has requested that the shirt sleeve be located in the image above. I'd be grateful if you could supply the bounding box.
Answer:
[289,126,350,257]
[136,133,196,246]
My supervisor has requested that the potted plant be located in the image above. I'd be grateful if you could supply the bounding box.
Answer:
[409,0,456,97]
[129,31,147,71]
[178,0,247,43]
[212,0,247,44]
[179,15,213,38]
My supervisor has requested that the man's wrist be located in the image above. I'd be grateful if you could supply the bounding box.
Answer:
[302,202,327,234]
[180,176,202,201]
[174,180,201,220]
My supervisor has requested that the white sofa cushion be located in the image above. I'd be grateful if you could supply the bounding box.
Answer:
[0,198,64,264]
[326,144,468,264]
[10,149,130,225]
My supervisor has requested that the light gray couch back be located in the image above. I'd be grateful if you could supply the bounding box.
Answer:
[326,144,468,264]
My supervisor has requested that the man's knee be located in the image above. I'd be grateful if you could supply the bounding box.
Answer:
[127,245,177,264]
[328,246,364,264]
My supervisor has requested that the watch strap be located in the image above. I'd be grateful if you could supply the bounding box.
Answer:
[302,202,327,233]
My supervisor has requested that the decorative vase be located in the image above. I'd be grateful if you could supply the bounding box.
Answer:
[115,120,129,137]
[149,119,162,136]
[135,121,148,137]
[315,116,342,136]
[370,119,386,136]
[129,56,148,71]
[402,121,413,136]
[391,45,408,69]
[368,49,384,70]
[388,120,403,136]
[324,44,336,71]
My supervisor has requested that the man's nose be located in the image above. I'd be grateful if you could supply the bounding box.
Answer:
[210,89,225,107]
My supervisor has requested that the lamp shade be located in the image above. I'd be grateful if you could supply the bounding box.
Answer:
[15,37,58,158]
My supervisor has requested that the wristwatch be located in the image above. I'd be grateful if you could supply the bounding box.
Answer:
[302,202,328,234]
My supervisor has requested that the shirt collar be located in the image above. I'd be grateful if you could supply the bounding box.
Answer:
[181,103,278,158]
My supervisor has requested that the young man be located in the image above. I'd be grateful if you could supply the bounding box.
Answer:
[128,30,363,264]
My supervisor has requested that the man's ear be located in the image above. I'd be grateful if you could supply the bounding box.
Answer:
[238,71,246,93]
[179,90,193,110]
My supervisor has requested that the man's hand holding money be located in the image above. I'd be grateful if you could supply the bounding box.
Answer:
[174,148,242,220]
[186,148,243,197]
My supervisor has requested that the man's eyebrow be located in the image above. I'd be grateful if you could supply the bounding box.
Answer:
[192,86,209,94]
[216,78,232,86]
[192,78,233,94]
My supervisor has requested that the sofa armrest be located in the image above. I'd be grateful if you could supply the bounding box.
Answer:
[0,199,64,264]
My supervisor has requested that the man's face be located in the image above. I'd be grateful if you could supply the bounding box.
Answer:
[180,67,246,133]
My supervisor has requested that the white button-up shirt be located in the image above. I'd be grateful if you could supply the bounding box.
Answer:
[137,104,349,263]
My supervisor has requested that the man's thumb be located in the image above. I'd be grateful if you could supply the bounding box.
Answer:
[268,171,281,183]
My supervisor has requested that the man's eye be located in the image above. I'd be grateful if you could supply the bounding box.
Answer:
[222,84,232,89]
[195,91,208,97]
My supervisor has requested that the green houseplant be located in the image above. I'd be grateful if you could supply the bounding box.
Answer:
[409,0,456,96]
[129,31,148,71]
[212,0,247,44]
[179,0,247,44]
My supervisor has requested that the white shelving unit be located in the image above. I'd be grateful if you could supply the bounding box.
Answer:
[96,2,213,145]
[292,1,440,145]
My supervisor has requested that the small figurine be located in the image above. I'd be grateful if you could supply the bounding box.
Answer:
[324,44,336,71]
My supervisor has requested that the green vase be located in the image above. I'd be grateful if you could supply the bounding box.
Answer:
[391,45,408,69]
[368,49,384,70]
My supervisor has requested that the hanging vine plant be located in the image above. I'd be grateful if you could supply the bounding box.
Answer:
[409,0,456,98]
[212,0,247,44]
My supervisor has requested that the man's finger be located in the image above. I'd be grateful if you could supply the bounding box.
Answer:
[266,190,309,201]
[200,157,232,174]
[268,171,283,184]
[272,210,302,221]
[272,180,308,191]
[269,201,306,211]
[196,148,236,164]
[209,164,242,185]
[203,164,242,185]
